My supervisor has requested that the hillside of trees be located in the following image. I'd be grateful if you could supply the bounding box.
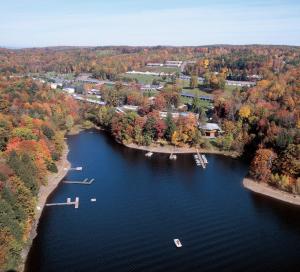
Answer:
[0,76,79,270]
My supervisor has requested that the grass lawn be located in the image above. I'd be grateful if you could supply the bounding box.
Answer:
[140,66,180,74]
[180,96,212,110]
[223,85,241,96]
[120,73,170,85]
[182,87,213,97]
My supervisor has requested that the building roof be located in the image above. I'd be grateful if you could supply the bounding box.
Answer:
[199,123,221,131]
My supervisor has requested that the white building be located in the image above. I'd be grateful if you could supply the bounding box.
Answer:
[50,83,58,89]
[146,63,163,67]
[164,61,183,67]
[63,87,75,94]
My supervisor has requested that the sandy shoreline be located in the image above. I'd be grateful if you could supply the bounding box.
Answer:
[124,142,239,157]
[243,178,300,206]
[19,143,71,272]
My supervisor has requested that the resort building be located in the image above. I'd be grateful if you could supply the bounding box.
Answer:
[199,123,222,138]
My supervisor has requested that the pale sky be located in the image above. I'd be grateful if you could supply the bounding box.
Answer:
[1,0,300,47]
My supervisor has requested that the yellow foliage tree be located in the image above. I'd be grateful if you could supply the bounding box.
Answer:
[239,105,251,119]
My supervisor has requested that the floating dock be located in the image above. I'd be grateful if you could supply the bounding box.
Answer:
[63,178,95,185]
[46,197,79,209]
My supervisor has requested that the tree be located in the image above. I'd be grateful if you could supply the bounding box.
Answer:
[65,115,74,131]
[249,148,277,183]
[164,112,176,141]
[239,105,251,119]
[190,75,198,89]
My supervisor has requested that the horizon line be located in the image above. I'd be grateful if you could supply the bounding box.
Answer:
[1,43,300,50]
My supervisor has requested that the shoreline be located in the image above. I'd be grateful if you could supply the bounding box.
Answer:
[243,178,300,206]
[19,143,71,272]
[124,142,239,157]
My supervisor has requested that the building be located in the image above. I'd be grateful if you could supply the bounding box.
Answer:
[180,92,214,102]
[164,60,183,67]
[159,111,197,119]
[63,87,75,94]
[146,63,164,67]
[225,80,256,87]
[50,83,58,89]
[198,123,222,138]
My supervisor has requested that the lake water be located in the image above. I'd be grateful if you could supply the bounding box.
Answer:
[26,130,300,272]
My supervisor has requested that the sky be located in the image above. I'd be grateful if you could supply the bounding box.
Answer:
[0,0,300,48]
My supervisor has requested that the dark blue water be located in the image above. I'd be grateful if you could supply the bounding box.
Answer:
[26,130,300,272]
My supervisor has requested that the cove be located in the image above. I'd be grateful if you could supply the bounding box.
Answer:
[26,130,300,272]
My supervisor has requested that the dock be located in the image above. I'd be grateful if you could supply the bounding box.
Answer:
[46,197,79,209]
[63,178,95,185]
[194,150,207,169]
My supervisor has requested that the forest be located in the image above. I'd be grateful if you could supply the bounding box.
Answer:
[0,76,80,270]
[0,45,299,270]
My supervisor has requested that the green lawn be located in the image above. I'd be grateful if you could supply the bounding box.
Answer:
[223,85,241,96]
[121,73,170,85]
[140,66,180,74]
[182,87,213,97]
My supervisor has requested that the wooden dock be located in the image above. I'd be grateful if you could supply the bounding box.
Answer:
[63,178,94,185]
[194,150,206,169]
[46,197,79,209]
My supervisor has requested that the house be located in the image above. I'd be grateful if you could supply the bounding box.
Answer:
[199,123,222,138]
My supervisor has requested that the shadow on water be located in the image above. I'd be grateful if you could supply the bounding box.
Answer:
[250,192,300,233]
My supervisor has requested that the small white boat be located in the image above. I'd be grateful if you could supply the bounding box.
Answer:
[75,167,83,171]
[174,239,182,248]
[202,155,208,164]
[169,154,177,160]
[91,198,96,202]
[145,152,153,157]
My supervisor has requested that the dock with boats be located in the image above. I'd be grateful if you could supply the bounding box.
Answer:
[194,150,208,168]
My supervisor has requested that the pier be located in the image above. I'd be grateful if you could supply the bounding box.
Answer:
[63,178,95,185]
[46,197,79,209]
[194,150,208,169]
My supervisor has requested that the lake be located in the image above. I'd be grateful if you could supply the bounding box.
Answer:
[26,130,300,272]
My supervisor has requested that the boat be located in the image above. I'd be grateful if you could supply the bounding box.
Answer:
[169,154,177,160]
[174,239,182,248]
[75,167,83,171]
[145,152,153,157]
[202,155,208,164]
[90,198,96,202]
